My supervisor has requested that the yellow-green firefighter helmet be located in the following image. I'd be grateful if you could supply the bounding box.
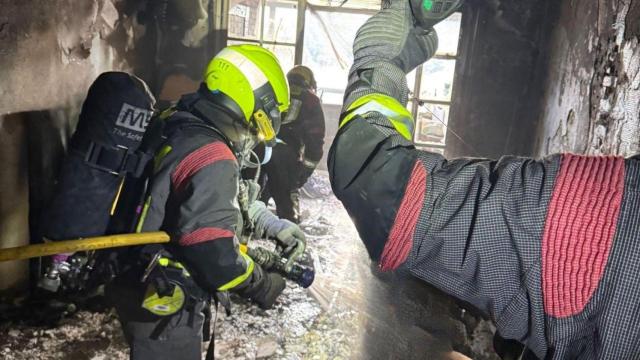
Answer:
[203,44,289,144]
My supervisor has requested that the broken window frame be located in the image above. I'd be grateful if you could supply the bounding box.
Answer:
[410,11,463,152]
[227,0,301,72]
[301,4,374,105]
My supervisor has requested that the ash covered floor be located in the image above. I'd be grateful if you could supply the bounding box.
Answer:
[0,172,497,360]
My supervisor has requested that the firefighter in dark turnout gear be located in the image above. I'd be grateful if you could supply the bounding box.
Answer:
[108,44,306,360]
[261,66,326,223]
[329,1,640,358]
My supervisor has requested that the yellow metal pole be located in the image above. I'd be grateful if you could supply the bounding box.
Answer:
[0,232,170,262]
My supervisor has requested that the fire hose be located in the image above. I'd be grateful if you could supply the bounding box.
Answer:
[0,232,170,262]
[0,232,315,289]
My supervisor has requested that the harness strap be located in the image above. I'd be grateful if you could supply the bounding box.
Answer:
[70,137,151,177]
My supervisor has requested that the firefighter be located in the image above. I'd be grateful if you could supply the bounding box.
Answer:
[329,0,640,358]
[261,65,326,223]
[107,44,306,360]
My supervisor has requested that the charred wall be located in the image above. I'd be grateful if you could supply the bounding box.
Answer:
[0,116,30,293]
[536,0,640,157]
[0,0,223,293]
[0,0,154,292]
[444,0,640,159]
[446,0,559,158]
[0,0,152,115]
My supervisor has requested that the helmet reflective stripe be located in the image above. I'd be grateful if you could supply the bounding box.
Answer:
[204,44,289,145]
[216,48,268,90]
[340,93,415,141]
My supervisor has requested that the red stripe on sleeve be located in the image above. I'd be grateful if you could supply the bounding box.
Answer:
[380,161,428,271]
[542,154,624,318]
[171,142,236,193]
[179,227,235,246]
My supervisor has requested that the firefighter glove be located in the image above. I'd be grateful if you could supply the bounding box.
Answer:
[248,201,307,272]
[352,0,439,75]
[238,265,286,310]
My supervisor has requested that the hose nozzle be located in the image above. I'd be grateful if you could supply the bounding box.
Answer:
[246,247,315,288]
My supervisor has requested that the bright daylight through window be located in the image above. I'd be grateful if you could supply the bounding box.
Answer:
[228,0,462,154]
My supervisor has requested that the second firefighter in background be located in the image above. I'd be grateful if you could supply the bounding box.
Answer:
[261,66,326,224]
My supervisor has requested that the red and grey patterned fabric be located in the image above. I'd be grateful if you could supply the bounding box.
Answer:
[331,105,640,358]
[546,158,640,358]
[542,155,624,318]
[380,161,427,271]
[328,10,640,354]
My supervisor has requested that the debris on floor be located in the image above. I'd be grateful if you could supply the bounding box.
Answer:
[0,172,497,360]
